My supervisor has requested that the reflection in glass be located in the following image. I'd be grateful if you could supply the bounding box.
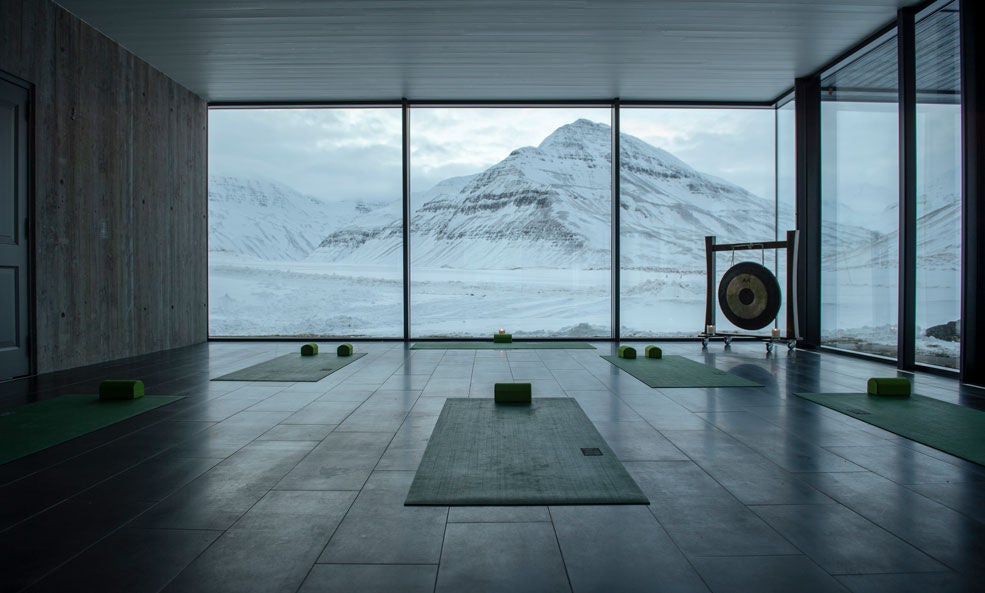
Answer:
[208,108,403,337]
[619,108,777,336]
[915,0,961,369]
[409,108,612,338]
[820,34,900,358]
[775,99,796,337]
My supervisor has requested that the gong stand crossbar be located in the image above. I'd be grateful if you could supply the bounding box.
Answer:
[704,230,800,345]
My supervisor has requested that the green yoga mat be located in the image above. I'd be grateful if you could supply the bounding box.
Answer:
[601,355,762,388]
[411,342,596,350]
[796,392,985,467]
[213,352,366,382]
[406,398,648,506]
[0,395,183,465]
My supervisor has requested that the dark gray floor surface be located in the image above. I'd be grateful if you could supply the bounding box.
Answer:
[1,341,983,593]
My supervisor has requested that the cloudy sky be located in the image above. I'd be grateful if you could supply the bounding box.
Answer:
[209,106,780,204]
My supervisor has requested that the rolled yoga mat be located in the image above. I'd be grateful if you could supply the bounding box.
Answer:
[99,380,145,401]
[867,377,911,396]
[493,333,513,343]
[645,345,662,359]
[337,343,353,356]
[618,346,636,359]
[301,343,318,356]
[494,382,532,404]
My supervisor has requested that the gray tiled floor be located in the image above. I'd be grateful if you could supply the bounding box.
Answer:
[2,340,984,592]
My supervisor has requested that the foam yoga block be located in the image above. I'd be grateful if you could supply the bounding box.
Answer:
[337,343,354,356]
[494,383,531,404]
[867,377,911,396]
[645,345,662,359]
[300,343,318,356]
[99,380,145,401]
[618,346,636,359]
[493,333,513,343]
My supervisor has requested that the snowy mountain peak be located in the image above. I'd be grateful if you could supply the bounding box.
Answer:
[307,119,776,269]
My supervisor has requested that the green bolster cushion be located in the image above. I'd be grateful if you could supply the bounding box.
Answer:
[494,383,531,404]
[618,346,636,359]
[99,379,144,401]
[493,333,513,343]
[645,345,662,359]
[300,343,318,356]
[337,343,353,356]
[867,377,911,396]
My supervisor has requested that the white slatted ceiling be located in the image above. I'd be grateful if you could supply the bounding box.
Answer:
[53,0,922,103]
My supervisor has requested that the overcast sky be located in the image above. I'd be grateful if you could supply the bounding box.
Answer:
[209,106,781,204]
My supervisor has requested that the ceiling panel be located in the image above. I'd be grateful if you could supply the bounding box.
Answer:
[53,0,923,103]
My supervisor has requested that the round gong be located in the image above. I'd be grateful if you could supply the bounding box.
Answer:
[717,261,781,331]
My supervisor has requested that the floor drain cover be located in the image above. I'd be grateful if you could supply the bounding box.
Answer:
[581,447,603,456]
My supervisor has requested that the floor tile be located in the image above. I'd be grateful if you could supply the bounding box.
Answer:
[691,555,849,593]
[318,471,447,564]
[435,522,571,593]
[752,503,946,574]
[23,528,222,593]
[551,505,709,593]
[298,564,438,593]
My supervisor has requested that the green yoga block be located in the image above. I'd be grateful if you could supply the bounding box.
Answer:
[645,345,662,359]
[867,377,911,396]
[618,346,636,359]
[494,383,531,404]
[99,379,145,401]
[300,343,318,356]
[493,333,513,343]
[337,343,353,356]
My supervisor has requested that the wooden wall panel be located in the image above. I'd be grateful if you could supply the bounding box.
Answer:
[0,0,207,374]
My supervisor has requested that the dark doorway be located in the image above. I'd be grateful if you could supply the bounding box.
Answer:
[0,75,31,379]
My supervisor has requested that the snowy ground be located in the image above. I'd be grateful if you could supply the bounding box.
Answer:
[209,254,959,368]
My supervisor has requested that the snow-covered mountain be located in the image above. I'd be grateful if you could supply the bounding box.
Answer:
[208,176,390,260]
[310,119,776,269]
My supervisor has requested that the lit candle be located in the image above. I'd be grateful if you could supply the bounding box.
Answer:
[498,328,506,334]
[706,325,715,335]
[771,328,781,338]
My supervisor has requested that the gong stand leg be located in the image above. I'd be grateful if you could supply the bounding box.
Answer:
[705,236,716,334]
[785,230,800,341]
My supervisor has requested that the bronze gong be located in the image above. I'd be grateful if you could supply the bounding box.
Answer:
[717,261,781,331]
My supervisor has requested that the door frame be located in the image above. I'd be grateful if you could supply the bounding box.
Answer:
[1,70,35,379]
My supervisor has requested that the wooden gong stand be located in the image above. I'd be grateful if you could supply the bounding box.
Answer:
[702,230,800,351]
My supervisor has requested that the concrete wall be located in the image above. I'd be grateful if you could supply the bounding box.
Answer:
[1,0,208,373]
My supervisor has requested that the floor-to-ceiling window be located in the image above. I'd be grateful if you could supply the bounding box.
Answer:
[206,103,799,342]
[915,0,961,369]
[408,108,612,338]
[208,108,404,337]
[619,108,777,336]
[820,32,900,359]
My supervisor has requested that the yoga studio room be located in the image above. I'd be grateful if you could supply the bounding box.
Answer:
[2,0,984,591]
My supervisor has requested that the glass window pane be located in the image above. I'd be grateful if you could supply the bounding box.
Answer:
[208,108,404,337]
[620,108,777,337]
[409,108,611,338]
[916,0,961,369]
[820,33,900,358]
